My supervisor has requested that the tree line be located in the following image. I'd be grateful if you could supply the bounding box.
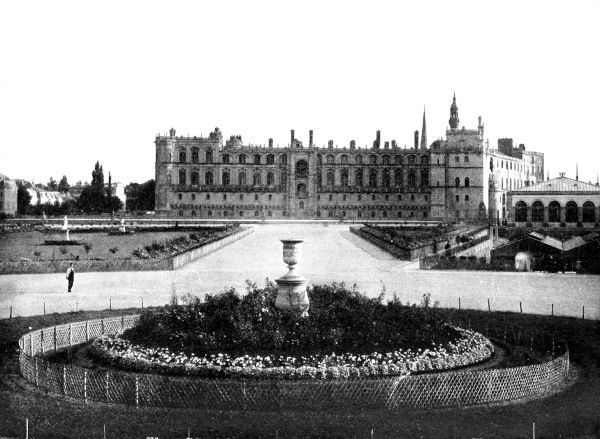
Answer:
[16,161,155,215]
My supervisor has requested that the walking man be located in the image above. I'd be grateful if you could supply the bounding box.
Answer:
[66,262,75,292]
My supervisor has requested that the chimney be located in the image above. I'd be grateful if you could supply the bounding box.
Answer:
[384,141,390,149]
[309,130,313,147]
[328,140,333,149]
[268,138,273,148]
[350,140,356,149]
[392,140,397,148]
[169,128,176,138]
[414,130,419,149]
[290,130,295,146]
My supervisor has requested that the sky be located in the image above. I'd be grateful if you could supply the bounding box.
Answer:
[1,0,599,187]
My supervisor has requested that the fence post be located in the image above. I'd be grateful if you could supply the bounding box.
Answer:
[582,306,585,320]
[488,298,491,312]
[121,315,125,330]
[106,371,109,402]
[551,303,554,316]
[30,333,33,356]
[101,319,105,334]
[458,297,461,310]
[69,324,72,345]
[54,326,57,352]
[40,330,44,354]
[63,365,66,395]
[84,370,88,403]
[34,357,38,386]
[135,376,139,407]
[520,301,522,313]
[85,321,89,342]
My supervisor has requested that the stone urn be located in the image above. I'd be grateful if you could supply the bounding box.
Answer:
[275,239,310,313]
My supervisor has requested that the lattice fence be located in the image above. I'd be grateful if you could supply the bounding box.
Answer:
[18,315,570,410]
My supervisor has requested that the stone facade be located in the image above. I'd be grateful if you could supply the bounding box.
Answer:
[154,96,544,221]
[0,173,17,216]
[507,174,600,225]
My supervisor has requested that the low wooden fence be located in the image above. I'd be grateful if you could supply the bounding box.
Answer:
[18,315,570,410]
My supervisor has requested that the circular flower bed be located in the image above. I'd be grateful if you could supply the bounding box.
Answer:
[89,282,494,380]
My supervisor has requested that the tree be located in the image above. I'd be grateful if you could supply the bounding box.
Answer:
[126,179,155,212]
[58,175,70,193]
[91,161,104,191]
[17,182,32,214]
[47,177,58,191]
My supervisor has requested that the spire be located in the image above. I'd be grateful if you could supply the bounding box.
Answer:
[420,106,428,149]
[547,170,550,181]
[449,93,459,129]
[576,164,579,181]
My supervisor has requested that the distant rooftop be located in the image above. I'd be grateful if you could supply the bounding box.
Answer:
[513,176,600,193]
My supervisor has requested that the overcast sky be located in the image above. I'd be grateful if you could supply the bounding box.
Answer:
[1,0,599,186]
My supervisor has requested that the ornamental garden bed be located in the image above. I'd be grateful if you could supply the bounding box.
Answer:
[83,283,495,380]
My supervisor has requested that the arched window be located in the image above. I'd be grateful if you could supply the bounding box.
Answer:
[382,169,390,187]
[268,211,273,217]
[566,201,578,223]
[191,210,196,217]
[326,154,334,164]
[532,201,544,222]
[341,169,349,187]
[408,155,416,165]
[179,150,187,163]
[420,169,429,188]
[317,155,322,165]
[238,154,246,164]
[299,201,305,209]
[222,154,230,164]
[206,149,213,163]
[382,155,391,165]
[280,154,287,165]
[455,177,460,188]
[205,171,213,185]
[489,157,494,171]
[255,211,259,217]
[369,155,377,165]
[191,148,199,164]
[222,171,230,186]
[281,172,287,186]
[515,201,528,222]
[266,154,274,165]
[549,201,561,222]
[370,211,376,218]
[317,172,322,188]
[238,171,246,186]
[395,169,403,187]
[395,155,403,165]
[253,154,261,165]
[179,210,184,217]
[464,177,470,188]
[167,153,172,162]
[341,155,349,164]
[408,170,416,188]
[583,201,596,223]
[420,156,429,165]
[179,169,186,185]
[239,211,244,217]
[207,210,212,217]
[297,183,307,197]
[295,160,308,177]
[267,172,275,186]
[326,171,335,186]
[368,169,378,187]
[355,155,363,164]
[223,211,228,217]
[355,169,363,187]
[253,173,261,186]
[191,171,199,186]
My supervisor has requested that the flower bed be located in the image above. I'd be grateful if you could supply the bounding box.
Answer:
[88,283,494,380]
[90,326,493,380]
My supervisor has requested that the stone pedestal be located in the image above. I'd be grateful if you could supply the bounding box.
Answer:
[119,219,126,233]
[275,239,310,313]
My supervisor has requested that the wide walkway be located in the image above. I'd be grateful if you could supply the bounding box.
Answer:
[1,223,599,319]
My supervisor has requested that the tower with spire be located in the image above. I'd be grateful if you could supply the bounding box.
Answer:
[449,92,459,130]
[420,107,428,149]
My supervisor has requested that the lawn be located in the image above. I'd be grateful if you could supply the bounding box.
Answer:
[1,306,599,438]
[0,227,231,262]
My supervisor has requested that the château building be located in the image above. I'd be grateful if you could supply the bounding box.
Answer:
[0,173,17,216]
[154,95,544,221]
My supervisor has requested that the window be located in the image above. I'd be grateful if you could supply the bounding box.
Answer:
[222,154,230,164]
[566,201,578,223]
[355,169,363,187]
[357,211,362,218]
[179,210,184,216]
[532,201,544,222]
[297,183,307,197]
[465,195,469,201]
[515,201,527,222]
[408,156,416,165]
[398,195,402,201]
[253,154,261,165]
[179,150,187,163]
[192,194,196,201]
[420,156,429,165]
[268,194,272,201]
[192,148,199,164]
[395,169,403,187]
[343,194,347,201]
[206,149,213,163]
[369,155,377,165]
[420,169,429,188]
[254,194,258,201]
[223,211,228,217]
[280,155,287,165]
[398,211,402,217]
[191,171,199,186]
[455,177,460,188]
[342,211,346,217]
[179,169,186,185]
[410,212,415,218]
[178,193,182,200]
[329,194,333,201]
[455,156,459,163]
[464,155,469,163]
[355,155,363,164]
[206,194,210,200]
[223,194,227,200]
[464,177,470,188]
[341,155,349,164]
[205,171,213,185]
[455,195,460,202]
[299,201,305,209]
[240,194,244,200]
[267,172,275,185]
[395,155,403,165]
[255,211,259,217]
[207,211,212,217]
[382,211,387,218]
[372,194,376,201]
[266,154,274,165]
[253,173,261,186]
[371,211,376,218]
[238,171,247,186]
[328,211,333,217]
[327,171,335,186]
[368,169,377,187]
[268,211,273,217]
[222,171,230,186]
[341,170,349,187]
[423,212,428,218]
[239,211,244,217]
[317,210,321,217]
[383,155,390,165]
[583,201,596,223]
[357,194,362,201]
[327,155,334,164]
[385,195,389,201]
[239,154,246,164]
[382,169,391,187]
[407,170,416,188]
[296,160,309,177]
[411,194,415,201]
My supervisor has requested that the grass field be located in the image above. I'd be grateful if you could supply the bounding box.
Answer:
[1,307,599,439]
[0,229,216,262]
